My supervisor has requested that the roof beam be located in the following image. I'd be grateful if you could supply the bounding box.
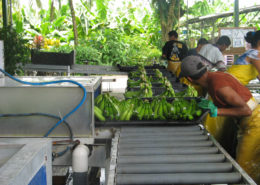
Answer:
[185,5,260,24]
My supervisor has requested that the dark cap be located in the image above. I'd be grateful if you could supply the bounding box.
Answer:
[179,55,207,78]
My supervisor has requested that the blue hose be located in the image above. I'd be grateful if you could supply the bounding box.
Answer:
[0,112,74,140]
[0,68,87,137]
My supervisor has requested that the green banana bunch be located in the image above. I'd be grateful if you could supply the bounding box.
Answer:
[184,85,198,97]
[128,74,149,88]
[155,69,163,79]
[151,98,174,120]
[140,82,153,98]
[94,106,106,121]
[160,80,175,97]
[124,91,141,98]
[119,104,135,121]
[135,100,153,120]
[95,93,203,121]
[94,93,120,121]
[129,66,146,78]
[170,98,203,120]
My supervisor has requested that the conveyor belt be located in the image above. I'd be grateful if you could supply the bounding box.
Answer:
[108,125,256,185]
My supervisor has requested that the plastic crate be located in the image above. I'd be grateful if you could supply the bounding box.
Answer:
[117,64,138,72]
[144,64,166,69]
[145,68,168,73]
[146,70,175,78]
[117,64,166,72]
[130,75,177,82]
[128,79,179,88]
[127,83,187,96]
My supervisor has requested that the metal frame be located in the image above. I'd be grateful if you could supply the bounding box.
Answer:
[24,64,128,76]
[107,130,120,185]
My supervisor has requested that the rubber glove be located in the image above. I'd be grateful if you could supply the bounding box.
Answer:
[198,99,218,117]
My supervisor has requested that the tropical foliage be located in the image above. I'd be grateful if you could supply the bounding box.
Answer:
[1,0,260,74]
[9,0,162,68]
[0,26,30,75]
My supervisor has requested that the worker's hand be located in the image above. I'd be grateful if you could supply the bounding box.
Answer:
[198,99,218,117]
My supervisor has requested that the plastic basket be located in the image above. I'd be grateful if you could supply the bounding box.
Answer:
[127,83,187,96]
[130,76,177,82]
[144,64,166,69]
[117,64,166,72]
[117,64,137,72]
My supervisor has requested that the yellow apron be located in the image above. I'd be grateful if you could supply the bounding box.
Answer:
[204,114,238,156]
[227,64,259,85]
[237,104,260,184]
[167,61,181,75]
[205,97,260,184]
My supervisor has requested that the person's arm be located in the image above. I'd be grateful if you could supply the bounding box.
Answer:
[216,61,227,71]
[214,48,227,71]
[162,42,168,59]
[182,43,188,58]
[215,86,252,117]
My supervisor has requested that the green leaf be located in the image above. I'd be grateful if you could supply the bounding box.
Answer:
[53,16,66,28]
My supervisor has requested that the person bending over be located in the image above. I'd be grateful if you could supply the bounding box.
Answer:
[180,55,260,184]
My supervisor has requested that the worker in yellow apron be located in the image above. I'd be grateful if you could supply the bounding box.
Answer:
[167,60,181,75]
[227,60,259,85]
[162,30,188,74]
[227,30,260,85]
[179,55,260,184]
[225,31,260,183]
[207,31,260,152]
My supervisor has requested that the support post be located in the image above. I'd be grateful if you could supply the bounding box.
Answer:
[234,0,239,27]
[2,0,8,27]
[234,0,239,61]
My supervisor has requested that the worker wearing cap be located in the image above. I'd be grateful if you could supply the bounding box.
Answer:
[198,35,231,71]
[180,55,260,184]
[162,30,188,74]
[174,36,231,96]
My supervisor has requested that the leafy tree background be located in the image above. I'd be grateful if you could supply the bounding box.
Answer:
[0,0,259,73]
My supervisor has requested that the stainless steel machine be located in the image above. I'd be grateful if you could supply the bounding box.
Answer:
[0,76,101,138]
[0,75,102,185]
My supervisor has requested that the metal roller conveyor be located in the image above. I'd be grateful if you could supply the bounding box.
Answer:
[118,140,214,149]
[107,125,256,185]
[117,163,233,174]
[118,154,225,164]
[119,135,208,143]
[116,173,242,185]
[118,146,219,156]
[120,126,200,133]
[120,130,204,137]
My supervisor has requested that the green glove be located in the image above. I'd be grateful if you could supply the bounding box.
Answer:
[198,99,218,117]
